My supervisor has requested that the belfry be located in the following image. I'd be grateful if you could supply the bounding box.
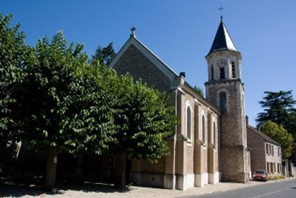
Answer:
[205,17,250,183]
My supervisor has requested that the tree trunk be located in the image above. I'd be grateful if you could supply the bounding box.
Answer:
[114,148,128,189]
[44,146,58,191]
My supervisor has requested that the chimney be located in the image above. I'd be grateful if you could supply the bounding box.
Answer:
[180,72,186,78]
[178,72,186,84]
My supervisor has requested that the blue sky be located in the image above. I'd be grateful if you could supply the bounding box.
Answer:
[2,0,296,126]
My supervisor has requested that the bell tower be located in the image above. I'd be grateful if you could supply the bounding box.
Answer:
[205,17,249,183]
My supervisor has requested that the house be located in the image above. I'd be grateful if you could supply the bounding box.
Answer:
[110,17,250,190]
[247,125,282,176]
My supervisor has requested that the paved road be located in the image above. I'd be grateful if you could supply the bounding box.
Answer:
[183,179,296,198]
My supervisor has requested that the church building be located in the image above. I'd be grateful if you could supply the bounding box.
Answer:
[110,17,250,190]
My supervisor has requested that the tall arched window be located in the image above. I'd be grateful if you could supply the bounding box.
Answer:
[202,115,206,144]
[231,61,236,78]
[219,92,227,113]
[187,106,192,141]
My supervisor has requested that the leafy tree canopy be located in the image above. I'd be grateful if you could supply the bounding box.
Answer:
[0,13,32,168]
[111,76,177,161]
[260,120,294,159]
[14,31,117,155]
[256,90,296,139]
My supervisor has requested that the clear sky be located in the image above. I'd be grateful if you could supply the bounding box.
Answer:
[2,0,296,126]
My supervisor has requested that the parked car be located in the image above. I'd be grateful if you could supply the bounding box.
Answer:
[252,170,268,182]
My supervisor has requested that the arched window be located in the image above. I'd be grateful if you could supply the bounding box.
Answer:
[202,115,206,144]
[220,67,225,79]
[219,92,227,113]
[187,106,192,141]
[231,61,236,78]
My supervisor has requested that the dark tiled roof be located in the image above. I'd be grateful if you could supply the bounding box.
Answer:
[208,19,238,55]
[247,125,280,146]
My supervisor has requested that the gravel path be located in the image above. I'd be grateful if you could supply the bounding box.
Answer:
[1,178,294,198]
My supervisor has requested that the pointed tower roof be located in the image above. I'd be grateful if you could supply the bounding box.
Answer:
[208,17,238,55]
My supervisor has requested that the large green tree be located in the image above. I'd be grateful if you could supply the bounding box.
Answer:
[0,14,31,169]
[14,32,116,190]
[111,76,178,188]
[256,90,296,139]
[260,120,294,159]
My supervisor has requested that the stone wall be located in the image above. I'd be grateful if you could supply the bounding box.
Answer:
[247,128,266,172]
[112,44,171,92]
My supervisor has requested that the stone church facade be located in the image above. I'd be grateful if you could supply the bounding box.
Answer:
[110,18,250,190]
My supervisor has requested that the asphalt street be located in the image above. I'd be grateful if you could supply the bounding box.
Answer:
[183,178,296,198]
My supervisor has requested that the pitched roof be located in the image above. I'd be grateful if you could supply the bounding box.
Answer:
[109,34,179,81]
[247,125,280,146]
[208,18,238,55]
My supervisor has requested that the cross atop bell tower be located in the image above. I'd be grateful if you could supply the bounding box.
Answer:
[218,5,224,21]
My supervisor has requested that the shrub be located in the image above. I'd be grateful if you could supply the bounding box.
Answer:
[268,174,285,180]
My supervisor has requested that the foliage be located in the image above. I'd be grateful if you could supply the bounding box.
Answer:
[289,144,296,162]
[193,85,204,97]
[0,14,31,168]
[256,90,296,139]
[287,110,296,139]
[67,64,118,154]
[260,120,294,159]
[13,32,117,155]
[91,43,116,66]
[268,174,285,180]
[112,77,177,162]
